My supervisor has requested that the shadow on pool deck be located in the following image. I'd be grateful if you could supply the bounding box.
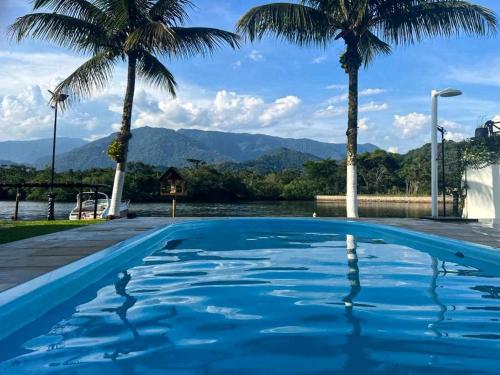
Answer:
[0,217,498,293]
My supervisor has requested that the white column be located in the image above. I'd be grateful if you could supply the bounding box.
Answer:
[109,163,126,218]
[431,91,439,218]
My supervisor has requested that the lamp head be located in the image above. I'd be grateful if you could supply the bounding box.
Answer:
[438,88,462,98]
[48,90,69,105]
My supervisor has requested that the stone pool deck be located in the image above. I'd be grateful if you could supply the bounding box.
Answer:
[0,217,499,293]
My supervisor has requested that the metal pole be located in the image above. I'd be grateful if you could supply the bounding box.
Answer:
[172,197,177,218]
[51,104,57,191]
[441,131,446,217]
[431,91,439,218]
[452,189,460,217]
[78,192,83,220]
[14,187,20,221]
[93,188,98,219]
[47,104,58,221]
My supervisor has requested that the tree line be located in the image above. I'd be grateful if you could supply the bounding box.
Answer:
[0,143,467,203]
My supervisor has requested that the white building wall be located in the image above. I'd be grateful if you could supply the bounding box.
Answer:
[463,164,500,219]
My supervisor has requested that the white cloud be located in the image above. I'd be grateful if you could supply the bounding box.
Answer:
[393,112,430,138]
[259,96,301,126]
[359,102,388,113]
[358,118,371,132]
[438,119,471,141]
[326,88,385,105]
[316,98,387,118]
[313,55,327,64]
[134,89,302,132]
[0,86,52,140]
[249,50,264,62]
[387,146,399,153]
[326,84,346,90]
[326,93,348,104]
[0,85,119,141]
[0,51,87,94]
[315,105,346,118]
[359,88,386,96]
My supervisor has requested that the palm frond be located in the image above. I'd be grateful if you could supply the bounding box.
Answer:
[126,23,240,58]
[32,0,109,24]
[125,21,175,52]
[149,0,194,25]
[92,0,130,29]
[124,0,153,28]
[168,27,241,57]
[237,3,335,46]
[9,12,108,52]
[54,51,117,106]
[379,0,497,45]
[300,0,341,13]
[354,0,369,26]
[358,30,391,66]
[137,52,177,96]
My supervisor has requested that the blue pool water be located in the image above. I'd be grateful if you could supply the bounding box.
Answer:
[0,219,499,374]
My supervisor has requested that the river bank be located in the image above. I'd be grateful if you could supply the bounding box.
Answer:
[0,200,448,221]
[316,195,453,203]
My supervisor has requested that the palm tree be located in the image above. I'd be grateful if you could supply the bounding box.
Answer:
[237,0,496,218]
[10,0,239,218]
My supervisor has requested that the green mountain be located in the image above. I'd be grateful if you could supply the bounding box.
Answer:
[35,127,229,171]
[0,138,88,165]
[34,127,378,171]
[179,128,377,161]
[221,148,321,173]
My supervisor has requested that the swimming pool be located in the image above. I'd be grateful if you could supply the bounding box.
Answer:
[0,219,499,374]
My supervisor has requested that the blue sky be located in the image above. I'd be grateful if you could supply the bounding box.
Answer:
[1,0,500,153]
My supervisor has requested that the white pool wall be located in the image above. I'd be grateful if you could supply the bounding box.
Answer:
[463,164,500,219]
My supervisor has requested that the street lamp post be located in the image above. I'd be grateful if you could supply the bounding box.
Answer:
[437,125,446,217]
[431,88,462,218]
[47,90,68,221]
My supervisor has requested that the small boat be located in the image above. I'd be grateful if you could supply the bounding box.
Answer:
[69,192,129,220]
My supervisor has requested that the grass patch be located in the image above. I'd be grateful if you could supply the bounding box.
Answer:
[0,220,103,245]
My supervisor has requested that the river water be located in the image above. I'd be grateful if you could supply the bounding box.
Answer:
[0,200,440,220]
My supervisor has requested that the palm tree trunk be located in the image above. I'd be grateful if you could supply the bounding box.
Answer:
[109,54,137,219]
[346,66,359,218]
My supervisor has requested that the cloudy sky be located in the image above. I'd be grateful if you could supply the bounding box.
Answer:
[1,0,499,153]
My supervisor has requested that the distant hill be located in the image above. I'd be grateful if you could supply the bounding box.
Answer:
[179,128,377,161]
[0,138,88,165]
[221,148,321,173]
[0,160,19,167]
[33,127,378,171]
[35,127,230,171]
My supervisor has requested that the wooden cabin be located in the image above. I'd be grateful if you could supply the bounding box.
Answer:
[160,167,188,197]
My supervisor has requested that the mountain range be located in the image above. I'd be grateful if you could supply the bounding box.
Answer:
[0,127,378,171]
[0,138,88,165]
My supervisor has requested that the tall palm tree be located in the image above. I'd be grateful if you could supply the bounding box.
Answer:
[237,0,496,218]
[10,0,239,218]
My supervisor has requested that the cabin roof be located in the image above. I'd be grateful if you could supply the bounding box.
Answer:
[160,167,185,182]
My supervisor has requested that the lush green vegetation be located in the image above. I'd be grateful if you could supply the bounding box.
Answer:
[0,142,474,203]
[0,220,102,244]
